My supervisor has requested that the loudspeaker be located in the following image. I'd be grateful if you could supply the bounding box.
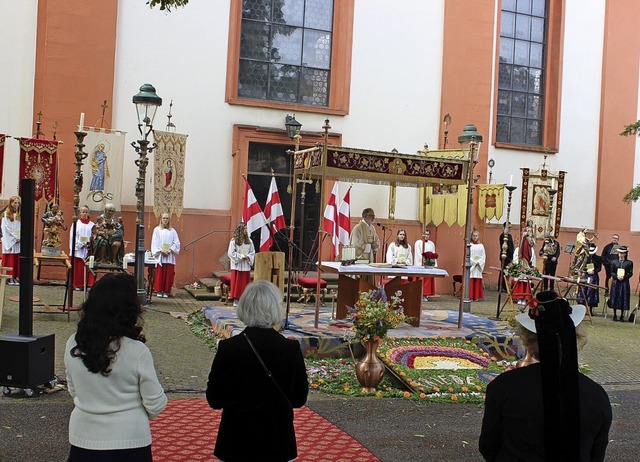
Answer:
[0,334,55,388]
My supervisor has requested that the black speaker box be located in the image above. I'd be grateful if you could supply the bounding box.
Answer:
[0,334,55,388]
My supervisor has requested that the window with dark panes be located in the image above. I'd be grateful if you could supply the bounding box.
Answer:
[239,0,334,107]
[497,0,547,146]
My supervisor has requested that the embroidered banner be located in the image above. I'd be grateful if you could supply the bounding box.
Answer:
[82,128,127,212]
[18,137,59,203]
[477,184,505,221]
[0,134,5,195]
[520,167,566,239]
[153,130,188,218]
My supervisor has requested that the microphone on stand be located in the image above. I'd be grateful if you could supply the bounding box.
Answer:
[376,223,391,231]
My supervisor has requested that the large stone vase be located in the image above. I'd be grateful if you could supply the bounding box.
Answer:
[355,339,385,393]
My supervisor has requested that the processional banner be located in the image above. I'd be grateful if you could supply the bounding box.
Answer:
[0,134,5,195]
[153,130,188,218]
[18,137,59,203]
[477,184,505,221]
[81,128,127,212]
[520,167,566,239]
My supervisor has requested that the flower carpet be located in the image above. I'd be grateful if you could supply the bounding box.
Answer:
[201,304,518,359]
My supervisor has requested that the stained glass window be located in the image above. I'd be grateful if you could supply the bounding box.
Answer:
[239,0,333,107]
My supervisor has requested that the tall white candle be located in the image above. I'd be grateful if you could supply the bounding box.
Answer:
[509,175,513,186]
[79,112,85,130]
[88,256,94,269]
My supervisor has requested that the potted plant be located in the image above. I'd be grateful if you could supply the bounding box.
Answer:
[422,251,438,267]
[347,287,410,393]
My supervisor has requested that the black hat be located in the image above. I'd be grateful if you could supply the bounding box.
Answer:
[617,246,629,253]
[516,291,581,460]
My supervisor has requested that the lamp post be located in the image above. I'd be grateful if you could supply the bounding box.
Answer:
[132,84,162,306]
[458,124,483,320]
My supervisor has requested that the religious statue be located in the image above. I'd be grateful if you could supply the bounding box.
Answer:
[91,203,124,266]
[41,204,67,254]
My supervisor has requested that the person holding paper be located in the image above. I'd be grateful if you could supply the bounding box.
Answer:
[607,246,633,321]
[69,205,96,291]
[1,195,21,285]
[469,230,486,301]
[227,222,255,307]
[350,208,380,263]
[577,243,602,314]
[414,228,437,301]
[151,212,181,298]
[386,229,413,265]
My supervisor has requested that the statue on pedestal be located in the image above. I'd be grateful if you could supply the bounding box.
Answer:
[91,203,124,266]
[41,203,67,255]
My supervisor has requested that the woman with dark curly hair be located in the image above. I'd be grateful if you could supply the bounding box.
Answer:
[64,273,167,462]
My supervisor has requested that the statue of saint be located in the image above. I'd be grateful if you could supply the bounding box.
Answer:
[91,203,124,266]
[42,204,67,249]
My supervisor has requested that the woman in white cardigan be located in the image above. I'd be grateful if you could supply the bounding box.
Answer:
[65,273,167,462]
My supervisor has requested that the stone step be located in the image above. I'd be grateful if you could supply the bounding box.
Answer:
[184,285,220,301]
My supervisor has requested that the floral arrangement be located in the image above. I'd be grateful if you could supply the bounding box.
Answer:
[505,260,541,279]
[422,251,438,266]
[347,287,409,341]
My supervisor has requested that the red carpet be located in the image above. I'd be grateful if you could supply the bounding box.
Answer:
[151,398,381,461]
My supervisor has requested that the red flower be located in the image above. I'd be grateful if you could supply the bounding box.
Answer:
[422,251,439,259]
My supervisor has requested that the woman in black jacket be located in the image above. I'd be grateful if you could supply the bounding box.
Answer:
[206,280,309,462]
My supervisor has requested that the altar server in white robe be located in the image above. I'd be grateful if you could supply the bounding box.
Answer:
[69,205,95,290]
[151,212,181,298]
[469,230,486,300]
[414,229,437,300]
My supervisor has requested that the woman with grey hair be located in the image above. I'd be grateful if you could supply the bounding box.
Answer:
[206,280,309,461]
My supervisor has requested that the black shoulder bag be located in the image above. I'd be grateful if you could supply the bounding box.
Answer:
[243,333,292,406]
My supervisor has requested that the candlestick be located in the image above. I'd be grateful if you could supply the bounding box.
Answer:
[79,112,85,131]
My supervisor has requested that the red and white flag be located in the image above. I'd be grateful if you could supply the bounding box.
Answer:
[337,187,351,249]
[323,183,340,258]
[242,177,268,237]
[260,176,287,251]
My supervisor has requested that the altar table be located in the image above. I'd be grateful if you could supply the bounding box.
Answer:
[318,262,448,327]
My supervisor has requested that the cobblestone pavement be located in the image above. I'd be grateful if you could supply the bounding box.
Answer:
[1,282,639,461]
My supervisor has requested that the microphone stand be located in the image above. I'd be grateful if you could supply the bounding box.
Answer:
[276,226,317,332]
[377,223,392,262]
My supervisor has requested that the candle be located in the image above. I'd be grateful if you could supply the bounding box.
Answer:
[509,175,513,186]
[79,112,85,130]
[88,256,94,269]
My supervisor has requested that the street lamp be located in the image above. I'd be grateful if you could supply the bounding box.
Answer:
[285,114,302,139]
[132,83,162,306]
[458,124,483,318]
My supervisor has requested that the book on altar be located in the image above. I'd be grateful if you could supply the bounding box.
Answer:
[369,263,392,268]
[162,243,171,252]
[586,263,594,271]
[617,268,625,278]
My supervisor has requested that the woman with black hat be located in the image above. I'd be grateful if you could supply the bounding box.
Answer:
[607,246,633,321]
[479,291,612,461]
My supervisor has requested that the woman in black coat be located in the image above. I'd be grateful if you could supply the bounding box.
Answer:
[206,280,309,462]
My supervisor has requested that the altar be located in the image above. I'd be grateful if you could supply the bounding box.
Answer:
[319,261,448,327]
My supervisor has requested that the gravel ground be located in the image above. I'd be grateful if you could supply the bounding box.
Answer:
[1,283,639,461]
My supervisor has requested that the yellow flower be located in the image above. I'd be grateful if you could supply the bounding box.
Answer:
[433,386,440,392]
[475,385,483,391]
[419,393,427,399]
[310,383,319,389]
[317,378,325,384]
[343,387,350,392]
[451,395,458,401]
[399,372,406,377]
[403,391,411,398]
[376,391,383,398]
[448,387,455,393]
[461,387,469,393]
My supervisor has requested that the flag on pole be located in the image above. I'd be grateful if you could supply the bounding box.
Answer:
[323,183,340,258]
[337,187,351,250]
[242,176,268,237]
[260,176,287,251]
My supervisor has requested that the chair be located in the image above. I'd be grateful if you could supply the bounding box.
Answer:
[297,276,327,306]
[219,274,231,305]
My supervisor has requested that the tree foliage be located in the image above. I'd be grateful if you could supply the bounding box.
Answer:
[621,120,640,203]
[147,0,189,11]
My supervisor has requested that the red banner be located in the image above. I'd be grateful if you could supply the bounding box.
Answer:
[19,137,59,203]
[0,134,5,195]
